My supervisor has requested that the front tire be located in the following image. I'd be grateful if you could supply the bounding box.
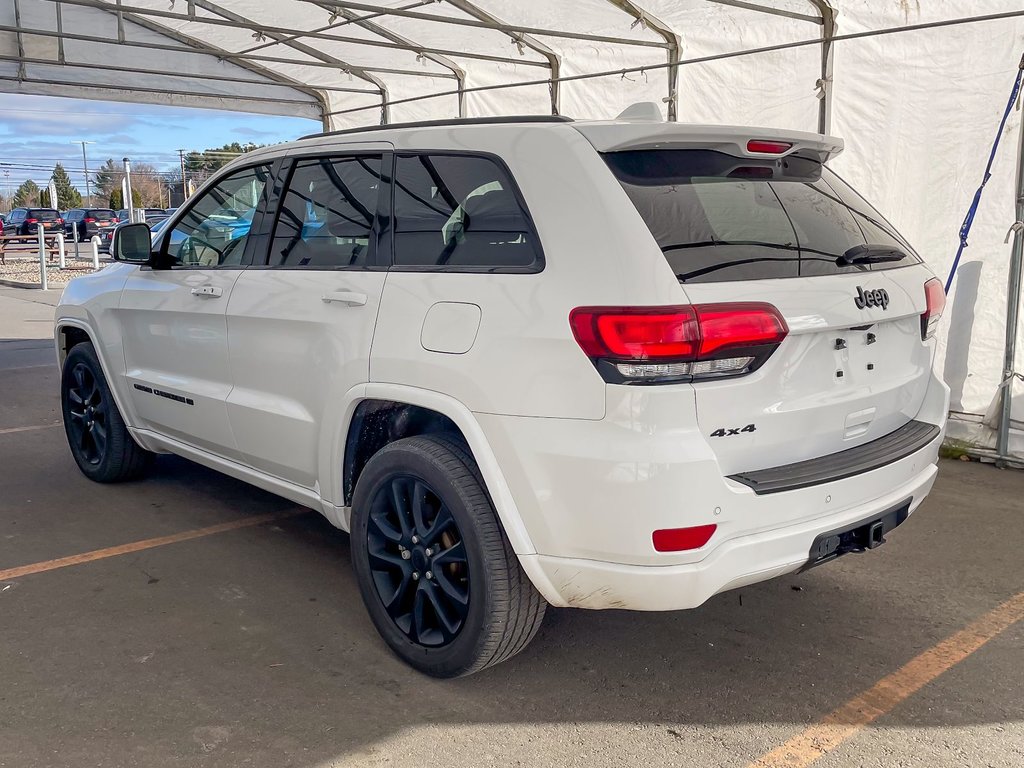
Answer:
[351,435,546,678]
[61,342,153,482]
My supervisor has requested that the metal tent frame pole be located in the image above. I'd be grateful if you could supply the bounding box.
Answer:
[444,0,562,116]
[996,122,1024,465]
[607,1,681,122]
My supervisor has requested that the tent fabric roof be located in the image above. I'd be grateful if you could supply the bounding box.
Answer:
[2,0,1024,449]
[1,0,844,129]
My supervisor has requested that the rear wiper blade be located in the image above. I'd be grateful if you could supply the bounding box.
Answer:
[661,240,799,254]
[837,244,908,266]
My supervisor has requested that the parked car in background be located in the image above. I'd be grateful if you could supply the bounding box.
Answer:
[7,207,64,235]
[115,208,168,225]
[64,208,118,241]
[103,215,174,254]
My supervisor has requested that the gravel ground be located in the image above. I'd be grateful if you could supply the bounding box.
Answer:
[0,257,102,286]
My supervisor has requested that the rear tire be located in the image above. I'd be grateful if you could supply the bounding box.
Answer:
[61,342,153,482]
[350,435,546,678]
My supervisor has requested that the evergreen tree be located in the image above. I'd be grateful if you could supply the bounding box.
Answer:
[51,163,82,209]
[93,158,120,202]
[12,180,40,207]
[109,187,142,209]
[185,142,262,184]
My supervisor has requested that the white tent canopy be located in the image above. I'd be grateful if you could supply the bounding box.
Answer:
[2,0,1023,455]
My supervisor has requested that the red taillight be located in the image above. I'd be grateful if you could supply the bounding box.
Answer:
[653,524,717,552]
[694,303,789,358]
[26,218,37,224]
[569,306,699,360]
[746,139,793,154]
[569,303,788,383]
[922,278,946,340]
[84,217,96,223]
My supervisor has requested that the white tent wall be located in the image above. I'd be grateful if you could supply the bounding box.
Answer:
[648,0,823,130]
[457,60,551,118]
[824,1,1024,456]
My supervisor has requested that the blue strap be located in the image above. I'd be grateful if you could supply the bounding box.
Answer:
[945,54,1024,295]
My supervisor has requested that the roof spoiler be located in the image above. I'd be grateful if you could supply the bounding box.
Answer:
[574,121,843,164]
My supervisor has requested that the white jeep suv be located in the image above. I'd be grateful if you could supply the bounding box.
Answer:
[55,110,949,677]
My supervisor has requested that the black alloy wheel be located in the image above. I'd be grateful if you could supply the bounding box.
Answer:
[61,342,153,482]
[366,475,471,647]
[65,361,108,466]
[350,435,546,677]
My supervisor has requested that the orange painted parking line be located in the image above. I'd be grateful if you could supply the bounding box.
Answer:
[747,590,1024,768]
[0,423,61,436]
[0,508,309,582]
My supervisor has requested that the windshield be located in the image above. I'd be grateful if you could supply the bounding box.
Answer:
[604,149,921,283]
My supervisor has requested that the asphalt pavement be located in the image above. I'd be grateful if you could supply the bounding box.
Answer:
[0,285,1021,768]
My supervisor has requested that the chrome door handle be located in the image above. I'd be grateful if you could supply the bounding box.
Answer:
[321,291,367,306]
[190,285,223,298]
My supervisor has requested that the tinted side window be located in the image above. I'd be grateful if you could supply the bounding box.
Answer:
[393,154,540,270]
[269,155,383,268]
[164,164,270,267]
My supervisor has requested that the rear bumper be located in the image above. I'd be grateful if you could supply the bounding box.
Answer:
[479,366,948,610]
[520,456,937,611]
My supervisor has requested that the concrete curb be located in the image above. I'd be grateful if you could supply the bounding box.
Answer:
[0,278,43,290]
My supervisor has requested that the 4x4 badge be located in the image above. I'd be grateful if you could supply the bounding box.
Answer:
[854,286,889,310]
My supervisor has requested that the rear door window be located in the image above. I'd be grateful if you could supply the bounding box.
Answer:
[392,153,541,271]
[268,154,384,268]
[603,149,922,283]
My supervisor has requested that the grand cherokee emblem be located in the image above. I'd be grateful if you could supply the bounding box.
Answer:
[854,286,889,310]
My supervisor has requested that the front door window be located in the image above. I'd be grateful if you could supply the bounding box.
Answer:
[164,164,271,267]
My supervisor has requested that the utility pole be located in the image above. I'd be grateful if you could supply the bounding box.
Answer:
[72,140,94,205]
[177,149,188,203]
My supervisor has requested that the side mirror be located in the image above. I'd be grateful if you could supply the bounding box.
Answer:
[112,222,153,264]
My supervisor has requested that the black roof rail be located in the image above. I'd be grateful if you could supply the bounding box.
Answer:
[300,114,573,140]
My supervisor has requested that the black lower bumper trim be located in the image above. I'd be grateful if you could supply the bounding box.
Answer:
[728,420,940,495]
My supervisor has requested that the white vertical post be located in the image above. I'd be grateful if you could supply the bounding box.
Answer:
[123,157,135,223]
[73,228,81,260]
[57,232,65,269]
[37,227,48,291]
[90,236,100,269]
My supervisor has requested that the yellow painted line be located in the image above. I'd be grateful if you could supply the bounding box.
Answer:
[0,509,308,582]
[0,423,61,436]
[748,590,1024,768]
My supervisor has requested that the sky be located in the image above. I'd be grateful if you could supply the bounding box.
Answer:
[0,93,321,200]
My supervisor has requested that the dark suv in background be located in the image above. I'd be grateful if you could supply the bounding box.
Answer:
[6,208,64,236]
[64,209,118,241]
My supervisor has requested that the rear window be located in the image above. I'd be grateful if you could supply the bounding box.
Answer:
[604,150,921,283]
[393,153,541,271]
[29,209,59,220]
[88,209,115,220]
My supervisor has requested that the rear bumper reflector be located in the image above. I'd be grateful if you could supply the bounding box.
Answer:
[728,420,941,495]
